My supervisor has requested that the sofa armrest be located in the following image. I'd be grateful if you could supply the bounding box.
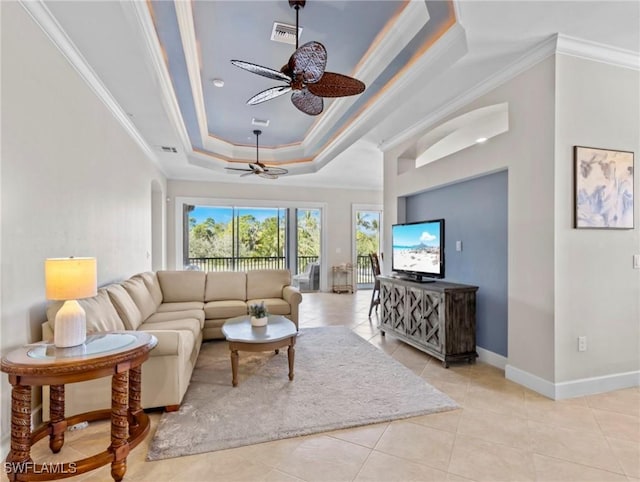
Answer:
[282,285,302,306]
[282,286,302,330]
[143,330,187,357]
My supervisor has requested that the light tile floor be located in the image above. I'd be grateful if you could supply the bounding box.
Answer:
[19,291,640,481]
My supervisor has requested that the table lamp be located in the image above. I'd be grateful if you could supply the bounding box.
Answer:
[45,257,97,347]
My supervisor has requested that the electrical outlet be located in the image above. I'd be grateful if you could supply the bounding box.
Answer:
[578,336,587,352]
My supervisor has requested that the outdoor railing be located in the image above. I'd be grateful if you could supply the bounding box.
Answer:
[356,255,375,285]
[187,255,375,285]
[186,255,319,274]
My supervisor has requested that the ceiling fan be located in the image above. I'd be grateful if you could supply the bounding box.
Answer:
[225,130,288,179]
[230,0,365,116]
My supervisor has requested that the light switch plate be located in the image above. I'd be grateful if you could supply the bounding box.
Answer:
[634,254,640,269]
[456,241,462,252]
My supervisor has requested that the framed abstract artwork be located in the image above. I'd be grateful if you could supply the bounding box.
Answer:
[574,146,634,229]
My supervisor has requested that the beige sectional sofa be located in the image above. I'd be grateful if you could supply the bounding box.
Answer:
[42,269,302,418]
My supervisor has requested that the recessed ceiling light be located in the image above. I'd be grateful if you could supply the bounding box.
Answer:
[475,137,488,143]
[211,78,224,88]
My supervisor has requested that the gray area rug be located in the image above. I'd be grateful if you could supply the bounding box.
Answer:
[147,326,458,460]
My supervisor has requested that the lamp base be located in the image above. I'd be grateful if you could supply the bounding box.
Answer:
[54,300,87,348]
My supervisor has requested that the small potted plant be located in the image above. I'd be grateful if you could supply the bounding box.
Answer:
[249,301,268,327]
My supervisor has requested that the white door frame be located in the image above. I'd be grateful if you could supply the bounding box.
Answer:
[351,203,383,282]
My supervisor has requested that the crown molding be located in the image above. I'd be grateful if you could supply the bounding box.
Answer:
[556,33,640,71]
[172,0,434,166]
[174,1,211,147]
[380,33,557,152]
[18,0,162,173]
[317,22,468,167]
[305,0,431,149]
[126,1,192,154]
[381,33,639,152]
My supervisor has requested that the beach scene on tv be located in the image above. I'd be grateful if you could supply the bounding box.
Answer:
[393,222,441,274]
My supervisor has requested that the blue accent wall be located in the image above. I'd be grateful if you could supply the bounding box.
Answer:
[405,170,508,357]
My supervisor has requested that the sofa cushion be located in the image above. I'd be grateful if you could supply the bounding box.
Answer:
[145,309,205,328]
[157,271,206,302]
[157,301,204,313]
[122,277,157,321]
[205,272,246,302]
[204,300,248,320]
[106,284,143,331]
[139,318,201,340]
[246,269,291,299]
[247,298,291,316]
[46,288,125,333]
[135,272,163,306]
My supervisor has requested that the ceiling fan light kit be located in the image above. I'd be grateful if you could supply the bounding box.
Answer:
[230,0,365,116]
[224,130,288,180]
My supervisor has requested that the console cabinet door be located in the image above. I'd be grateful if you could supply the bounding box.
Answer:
[379,280,395,332]
[422,290,444,355]
[406,287,425,341]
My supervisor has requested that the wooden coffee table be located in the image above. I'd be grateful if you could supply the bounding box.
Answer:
[222,315,297,387]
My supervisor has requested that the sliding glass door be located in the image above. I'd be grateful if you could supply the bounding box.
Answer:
[185,205,286,271]
[293,208,321,291]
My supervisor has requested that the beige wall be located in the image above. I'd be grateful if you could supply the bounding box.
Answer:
[1,3,166,455]
[554,56,640,382]
[384,53,640,394]
[384,57,558,382]
[167,180,382,289]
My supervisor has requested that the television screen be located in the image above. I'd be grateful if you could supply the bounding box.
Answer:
[392,219,444,280]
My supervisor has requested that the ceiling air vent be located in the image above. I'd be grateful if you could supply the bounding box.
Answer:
[252,118,270,127]
[270,22,302,45]
[160,146,178,153]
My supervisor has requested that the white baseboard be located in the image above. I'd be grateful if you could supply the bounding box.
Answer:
[505,364,556,398]
[476,347,507,370]
[506,364,640,400]
[555,370,640,399]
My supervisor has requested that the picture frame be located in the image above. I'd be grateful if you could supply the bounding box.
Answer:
[574,146,634,229]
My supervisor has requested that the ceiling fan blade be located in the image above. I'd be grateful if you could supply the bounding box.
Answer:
[246,85,292,105]
[240,171,255,177]
[307,72,366,98]
[258,172,279,179]
[263,166,289,176]
[230,60,292,83]
[225,167,253,172]
[291,89,323,115]
[290,41,327,84]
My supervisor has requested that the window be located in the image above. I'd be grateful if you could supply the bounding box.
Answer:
[185,205,286,271]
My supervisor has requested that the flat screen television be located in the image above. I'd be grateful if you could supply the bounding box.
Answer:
[391,219,445,282]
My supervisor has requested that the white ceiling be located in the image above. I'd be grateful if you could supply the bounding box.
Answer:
[38,1,639,190]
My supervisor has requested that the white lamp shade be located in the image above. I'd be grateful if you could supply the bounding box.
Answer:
[45,257,97,301]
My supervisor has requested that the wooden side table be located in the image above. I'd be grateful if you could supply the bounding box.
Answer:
[1,331,157,481]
